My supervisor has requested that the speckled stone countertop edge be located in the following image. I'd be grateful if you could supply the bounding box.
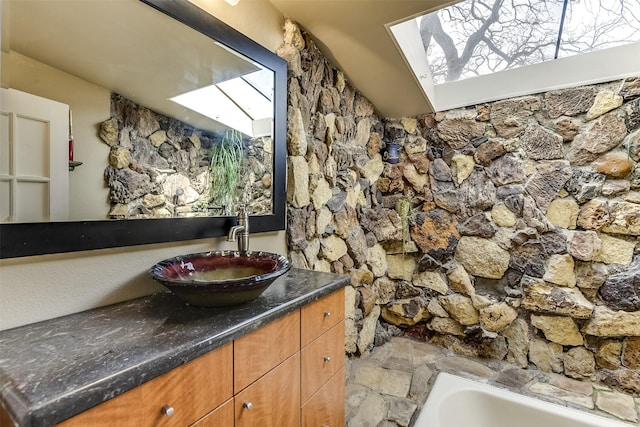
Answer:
[0,269,349,427]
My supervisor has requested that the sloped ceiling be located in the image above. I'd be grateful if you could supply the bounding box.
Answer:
[269,0,453,118]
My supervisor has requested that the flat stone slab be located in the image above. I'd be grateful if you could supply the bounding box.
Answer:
[529,382,594,409]
[435,356,497,379]
[595,390,639,423]
[353,364,412,397]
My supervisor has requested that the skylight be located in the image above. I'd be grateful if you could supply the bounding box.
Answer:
[170,69,273,138]
[389,0,640,112]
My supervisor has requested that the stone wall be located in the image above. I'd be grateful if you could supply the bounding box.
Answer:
[99,94,272,219]
[278,20,640,395]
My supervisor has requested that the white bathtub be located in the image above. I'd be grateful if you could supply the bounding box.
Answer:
[415,373,631,427]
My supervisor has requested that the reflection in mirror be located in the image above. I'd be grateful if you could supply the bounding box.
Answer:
[102,91,273,219]
[0,0,287,258]
[1,0,274,223]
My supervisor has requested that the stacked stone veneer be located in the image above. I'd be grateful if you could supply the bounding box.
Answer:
[99,94,272,218]
[278,20,640,395]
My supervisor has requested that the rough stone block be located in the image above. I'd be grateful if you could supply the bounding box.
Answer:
[479,303,517,332]
[522,278,594,318]
[439,294,479,326]
[543,254,576,287]
[596,340,622,370]
[546,198,579,229]
[593,234,635,265]
[454,236,510,279]
[529,337,564,373]
[531,314,583,346]
[564,346,596,379]
[582,306,640,337]
[622,337,640,369]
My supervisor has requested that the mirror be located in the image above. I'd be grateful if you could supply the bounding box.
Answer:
[0,0,287,258]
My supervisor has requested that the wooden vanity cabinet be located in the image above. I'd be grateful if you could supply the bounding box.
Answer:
[53,288,345,427]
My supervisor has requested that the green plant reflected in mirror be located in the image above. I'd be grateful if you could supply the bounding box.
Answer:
[209,129,245,214]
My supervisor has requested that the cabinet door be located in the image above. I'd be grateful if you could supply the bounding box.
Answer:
[234,353,301,427]
[234,310,300,393]
[301,288,344,347]
[301,320,345,404]
[301,367,345,427]
[191,399,234,427]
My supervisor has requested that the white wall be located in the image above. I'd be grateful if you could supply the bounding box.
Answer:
[0,0,287,331]
[188,0,284,53]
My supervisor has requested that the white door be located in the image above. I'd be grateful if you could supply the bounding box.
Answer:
[0,88,69,223]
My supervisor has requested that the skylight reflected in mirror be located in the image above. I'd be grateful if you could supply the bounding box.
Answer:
[170,68,273,137]
[389,0,640,111]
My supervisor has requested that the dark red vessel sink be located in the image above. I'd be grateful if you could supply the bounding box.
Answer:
[150,250,291,307]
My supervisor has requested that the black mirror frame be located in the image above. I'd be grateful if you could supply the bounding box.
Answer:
[0,0,287,259]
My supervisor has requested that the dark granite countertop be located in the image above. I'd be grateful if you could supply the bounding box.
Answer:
[0,268,349,427]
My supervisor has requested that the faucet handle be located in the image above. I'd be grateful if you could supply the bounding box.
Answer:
[236,204,249,232]
[237,204,249,220]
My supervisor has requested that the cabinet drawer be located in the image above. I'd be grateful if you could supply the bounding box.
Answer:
[234,310,300,393]
[301,288,345,347]
[234,353,301,427]
[59,343,233,427]
[138,343,233,426]
[301,367,345,427]
[191,398,233,426]
[301,320,345,404]
[57,385,142,427]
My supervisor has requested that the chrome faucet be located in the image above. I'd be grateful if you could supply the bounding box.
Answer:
[227,205,249,253]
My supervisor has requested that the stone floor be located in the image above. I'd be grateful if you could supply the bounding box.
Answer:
[345,337,640,427]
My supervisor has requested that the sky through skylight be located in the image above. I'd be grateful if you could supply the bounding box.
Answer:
[388,0,640,111]
[418,0,640,84]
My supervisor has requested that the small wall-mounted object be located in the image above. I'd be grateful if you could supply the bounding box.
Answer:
[68,109,82,171]
[69,109,75,161]
[383,142,400,164]
[471,136,488,147]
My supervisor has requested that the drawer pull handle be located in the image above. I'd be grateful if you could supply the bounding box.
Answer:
[324,356,331,362]
[243,401,253,410]
[324,311,331,317]
[162,405,175,417]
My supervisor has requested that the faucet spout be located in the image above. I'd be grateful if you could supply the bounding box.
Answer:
[227,224,245,240]
[227,205,249,252]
